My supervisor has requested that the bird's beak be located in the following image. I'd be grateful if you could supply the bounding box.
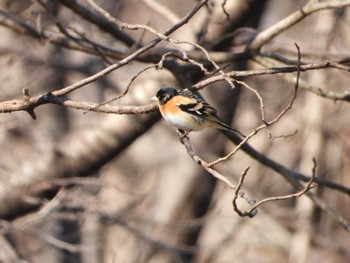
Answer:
[150,96,158,102]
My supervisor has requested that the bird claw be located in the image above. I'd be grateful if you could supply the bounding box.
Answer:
[177,129,190,142]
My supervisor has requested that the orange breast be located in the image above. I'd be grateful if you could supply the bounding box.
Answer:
[158,96,207,131]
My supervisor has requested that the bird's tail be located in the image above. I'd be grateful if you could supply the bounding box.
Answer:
[213,118,246,138]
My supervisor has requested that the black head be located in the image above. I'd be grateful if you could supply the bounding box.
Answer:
[156,87,179,105]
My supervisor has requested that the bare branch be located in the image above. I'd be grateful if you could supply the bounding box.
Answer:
[179,132,257,215]
[210,43,301,166]
[254,56,350,102]
[179,132,235,189]
[0,91,157,115]
[54,0,209,96]
[233,159,318,217]
[59,0,136,46]
[192,57,350,102]
[247,0,350,52]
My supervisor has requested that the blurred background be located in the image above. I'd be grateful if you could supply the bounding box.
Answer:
[0,0,349,262]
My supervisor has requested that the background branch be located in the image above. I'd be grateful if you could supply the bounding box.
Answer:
[0,0,349,261]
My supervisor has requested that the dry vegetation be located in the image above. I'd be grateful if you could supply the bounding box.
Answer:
[0,0,349,262]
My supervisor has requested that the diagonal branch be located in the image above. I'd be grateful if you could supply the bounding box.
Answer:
[59,0,136,47]
[0,112,160,220]
[53,0,209,96]
[247,0,350,52]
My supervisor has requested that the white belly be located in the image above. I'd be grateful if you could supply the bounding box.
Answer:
[163,112,205,131]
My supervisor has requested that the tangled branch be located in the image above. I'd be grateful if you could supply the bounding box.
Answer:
[233,159,318,217]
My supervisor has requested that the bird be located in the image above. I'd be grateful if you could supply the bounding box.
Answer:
[151,86,245,137]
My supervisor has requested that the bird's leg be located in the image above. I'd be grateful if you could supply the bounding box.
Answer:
[177,129,190,142]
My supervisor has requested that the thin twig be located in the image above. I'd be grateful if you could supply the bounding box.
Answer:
[53,0,209,96]
[179,132,257,214]
[179,132,235,189]
[263,42,301,138]
[83,64,158,114]
[209,43,301,166]
[233,158,318,217]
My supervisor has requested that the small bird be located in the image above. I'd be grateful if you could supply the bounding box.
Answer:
[151,87,245,137]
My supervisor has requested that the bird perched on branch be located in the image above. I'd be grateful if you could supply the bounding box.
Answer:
[151,86,245,137]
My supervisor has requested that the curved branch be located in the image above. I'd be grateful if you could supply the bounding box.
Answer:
[233,160,317,218]
[221,131,350,230]
[247,0,350,52]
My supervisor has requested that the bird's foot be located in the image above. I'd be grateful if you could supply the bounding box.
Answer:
[177,129,190,142]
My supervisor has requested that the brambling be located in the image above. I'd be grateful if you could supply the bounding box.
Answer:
[151,87,245,137]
